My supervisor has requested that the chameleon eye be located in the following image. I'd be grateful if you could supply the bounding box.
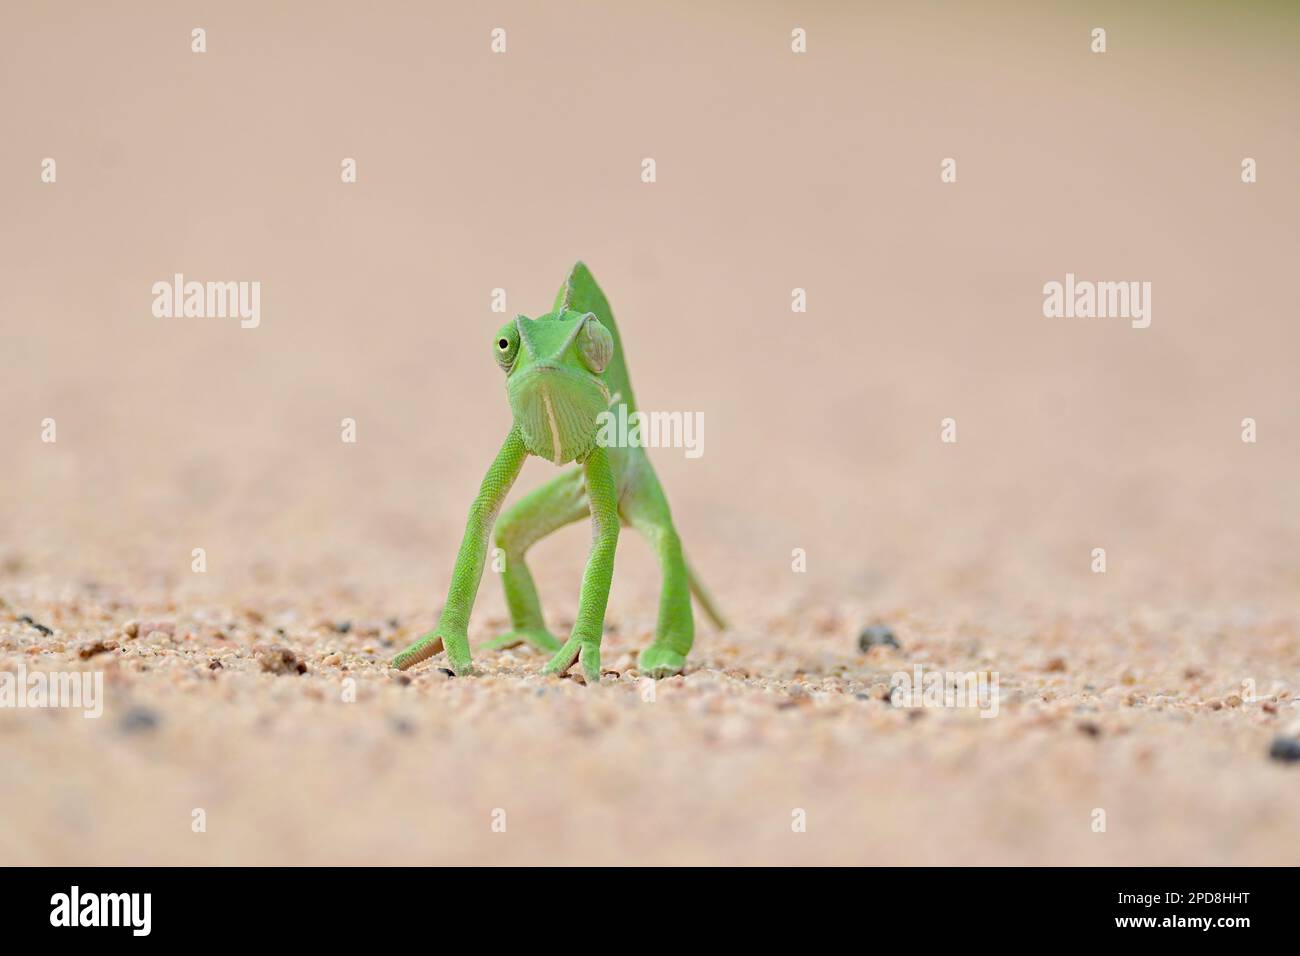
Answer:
[493,323,519,371]
[576,316,612,374]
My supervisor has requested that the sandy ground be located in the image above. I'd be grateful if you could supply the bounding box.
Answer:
[2,2,1299,865]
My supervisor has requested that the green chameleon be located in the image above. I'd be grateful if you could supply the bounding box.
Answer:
[391,262,726,683]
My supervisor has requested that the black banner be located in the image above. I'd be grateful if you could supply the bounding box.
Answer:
[1,867,1280,942]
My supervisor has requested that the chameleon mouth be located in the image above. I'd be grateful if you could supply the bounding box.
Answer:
[508,367,607,465]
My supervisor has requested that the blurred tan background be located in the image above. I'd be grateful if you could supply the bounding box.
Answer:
[2,1,1298,865]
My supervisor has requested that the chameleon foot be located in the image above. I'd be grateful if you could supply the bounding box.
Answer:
[637,644,686,679]
[391,629,474,675]
[480,628,562,653]
[541,636,601,684]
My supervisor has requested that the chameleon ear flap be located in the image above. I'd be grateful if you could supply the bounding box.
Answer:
[576,314,613,373]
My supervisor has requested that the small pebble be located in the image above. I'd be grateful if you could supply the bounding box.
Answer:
[77,641,113,660]
[1268,736,1300,764]
[1044,657,1067,673]
[18,615,53,637]
[257,646,308,676]
[118,707,160,735]
[858,625,900,652]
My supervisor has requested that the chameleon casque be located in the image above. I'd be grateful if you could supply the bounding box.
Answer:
[391,262,725,683]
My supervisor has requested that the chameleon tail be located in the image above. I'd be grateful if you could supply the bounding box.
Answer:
[686,556,728,631]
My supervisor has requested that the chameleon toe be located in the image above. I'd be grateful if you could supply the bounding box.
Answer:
[391,633,444,671]
[481,628,562,653]
[638,645,687,679]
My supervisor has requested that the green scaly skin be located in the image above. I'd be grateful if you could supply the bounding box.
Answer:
[391,262,726,683]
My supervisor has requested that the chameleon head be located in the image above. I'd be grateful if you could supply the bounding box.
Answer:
[495,310,614,465]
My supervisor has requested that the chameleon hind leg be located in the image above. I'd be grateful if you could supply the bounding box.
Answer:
[622,467,694,679]
[482,465,589,654]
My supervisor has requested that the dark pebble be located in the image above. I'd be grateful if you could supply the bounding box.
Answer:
[438,668,455,678]
[858,625,900,652]
[18,614,54,636]
[258,646,308,676]
[119,707,160,734]
[334,621,352,634]
[1077,721,1102,738]
[1268,736,1300,763]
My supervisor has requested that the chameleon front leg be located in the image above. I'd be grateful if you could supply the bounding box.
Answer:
[392,427,528,674]
[541,445,619,684]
